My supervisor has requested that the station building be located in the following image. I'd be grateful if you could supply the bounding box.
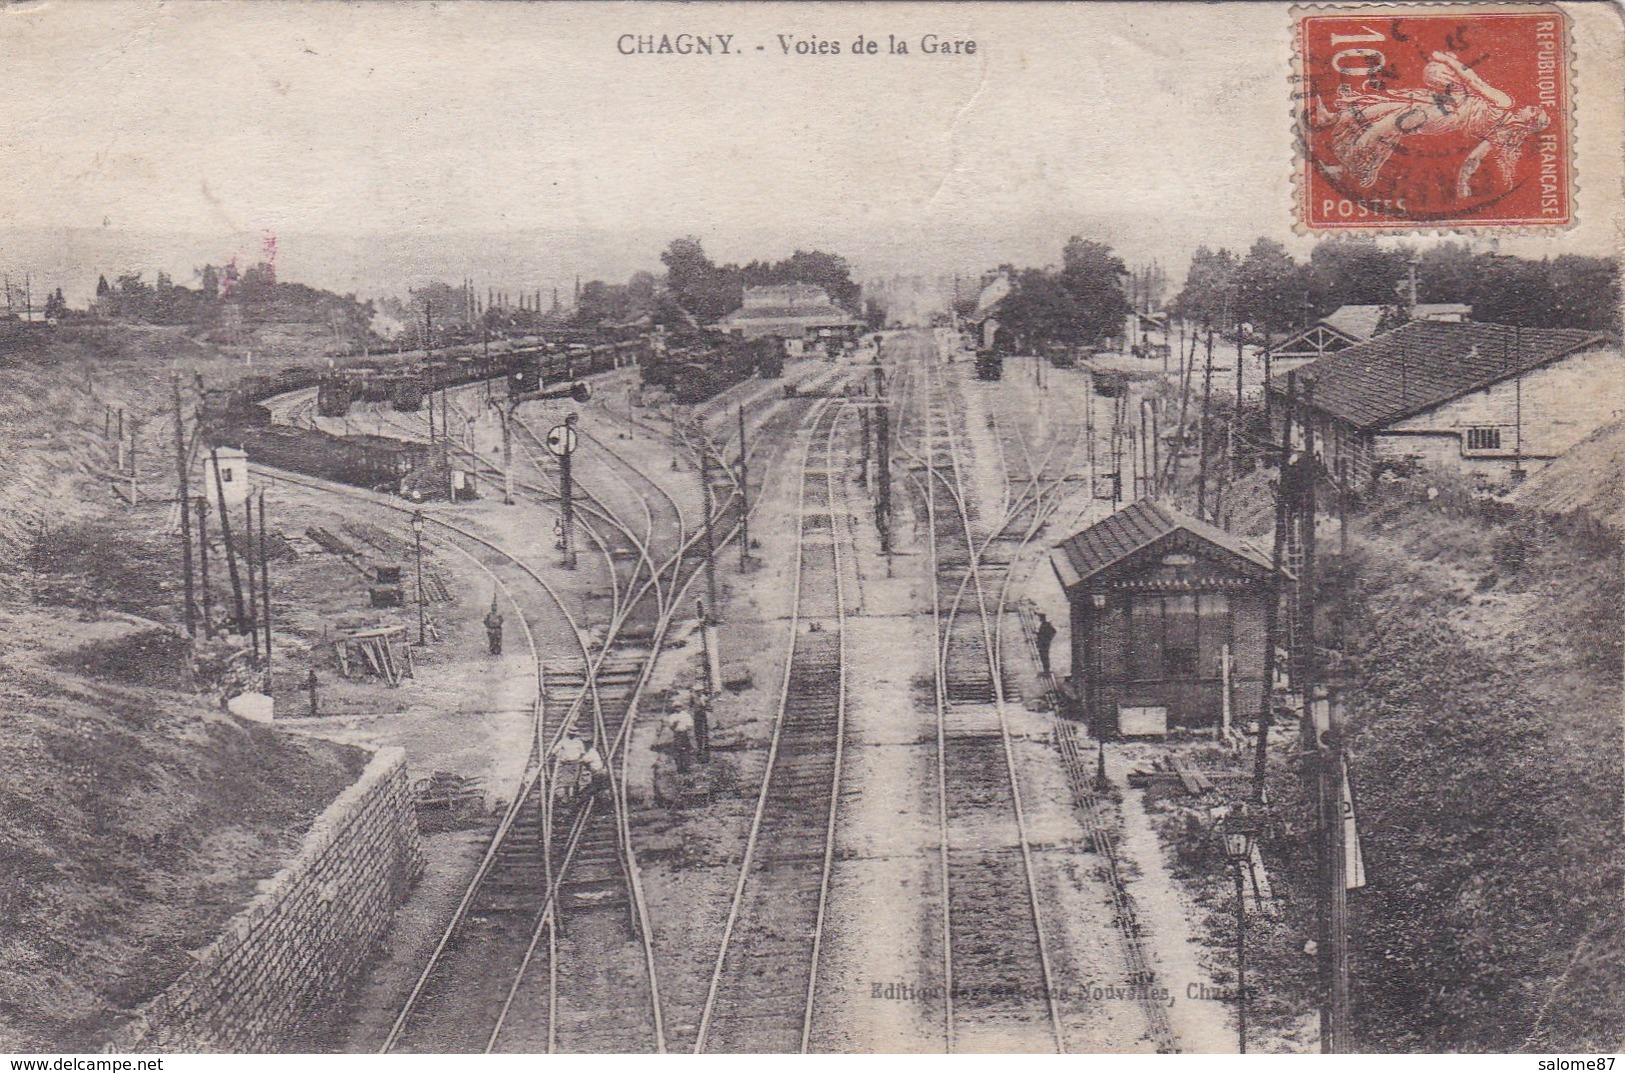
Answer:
[1050,499,1282,739]
[718,284,860,351]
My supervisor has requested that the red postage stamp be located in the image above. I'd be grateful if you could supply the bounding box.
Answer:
[1296,5,1571,231]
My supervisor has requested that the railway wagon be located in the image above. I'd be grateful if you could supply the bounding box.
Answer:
[1091,369,1129,398]
[669,345,760,404]
[754,335,786,378]
[391,375,425,412]
[234,424,432,493]
[198,387,273,437]
[316,375,353,418]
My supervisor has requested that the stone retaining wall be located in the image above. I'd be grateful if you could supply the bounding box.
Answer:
[106,746,424,1052]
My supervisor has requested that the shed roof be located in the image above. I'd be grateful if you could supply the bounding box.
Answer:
[1050,499,1276,591]
[1270,321,1613,430]
[1321,304,1387,342]
[1274,320,1618,429]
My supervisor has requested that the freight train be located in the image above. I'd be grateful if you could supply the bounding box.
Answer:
[203,329,653,501]
[639,333,785,404]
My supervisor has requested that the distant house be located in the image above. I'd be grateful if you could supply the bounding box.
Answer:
[1267,320,1623,486]
[1050,499,1282,739]
[719,284,860,345]
[966,273,1012,352]
[1270,303,1473,376]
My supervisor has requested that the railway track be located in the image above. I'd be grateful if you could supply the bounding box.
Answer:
[901,344,1183,1054]
[252,463,665,1052]
[891,347,1065,1052]
[693,398,854,1054]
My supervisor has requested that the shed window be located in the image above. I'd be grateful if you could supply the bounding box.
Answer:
[1164,595,1199,679]
[1465,427,1502,453]
[1129,597,1163,680]
[1197,593,1230,674]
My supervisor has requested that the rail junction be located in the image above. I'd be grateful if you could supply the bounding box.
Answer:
[236,329,1192,1054]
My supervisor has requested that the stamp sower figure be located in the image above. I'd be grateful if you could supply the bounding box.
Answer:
[1036,612,1057,676]
[483,596,504,656]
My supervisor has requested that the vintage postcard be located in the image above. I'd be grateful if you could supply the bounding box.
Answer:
[0,0,1619,1060]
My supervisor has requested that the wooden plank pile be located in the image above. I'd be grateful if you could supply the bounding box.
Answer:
[332,622,414,686]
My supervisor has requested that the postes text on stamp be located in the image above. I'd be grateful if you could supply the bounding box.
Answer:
[1296,5,1571,231]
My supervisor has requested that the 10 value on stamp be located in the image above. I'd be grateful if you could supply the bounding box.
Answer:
[1296,5,1571,231]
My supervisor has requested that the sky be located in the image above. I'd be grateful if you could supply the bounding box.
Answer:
[0,1,1619,305]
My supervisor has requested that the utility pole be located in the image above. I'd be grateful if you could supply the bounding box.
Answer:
[1196,326,1215,519]
[1254,372,1296,805]
[560,447,577,569]
[875,363,891,555]
[697,429,718,617]
[128,423,139,508]
[209,447,247,633]
[1234,327,1246,491]
[258,491,273,681]
[737,404,750,568]
[500,404,515,505]
[195,497,214,638]
[244,495,259,653]
[1321,683,1353,1053]
[172,377,196,636]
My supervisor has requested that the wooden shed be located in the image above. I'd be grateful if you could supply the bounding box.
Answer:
[1050,499,1282,739]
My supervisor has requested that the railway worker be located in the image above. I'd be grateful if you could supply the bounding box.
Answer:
[1035,612,1058,676]
[581,744,609,804]
[483,597,504,655]
[551,735,588,801]
[692,690,711,764]
[666,705,695,775]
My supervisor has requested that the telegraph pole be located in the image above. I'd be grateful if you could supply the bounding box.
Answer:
[698,429,718,617]
[128,423,139,508]
[244,495,259,652]
[1196,326,1215,519]
[737,404,750,568]
[874,362,891,554]
[258,490,273,679]
[195,497,214,638]
[210,447,247,633]
[1254,372,1296,805]
[172,376,196,636]
[500,404,514,505]
[560,449,576,568]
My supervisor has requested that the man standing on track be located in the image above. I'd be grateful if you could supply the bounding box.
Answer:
[483,596,504,656]
[1036,612,1057,676]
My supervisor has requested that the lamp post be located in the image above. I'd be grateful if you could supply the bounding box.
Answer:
[1221,819,1259,1054]
[411,510,426,646]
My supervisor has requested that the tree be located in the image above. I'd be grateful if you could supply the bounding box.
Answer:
[1548,255,1621,334]
[999,269,1085,348]
[95,274,110,299]
[1171,246,1238,328]
[660,237,739,323]
[1057,237,1132,346]
[1472,256,1563,328]
[1307,241,1411,316]
[1416,243,1476,305]
[1234,238,1307,333]
[197,264,221,301]
[574,280,631,326]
